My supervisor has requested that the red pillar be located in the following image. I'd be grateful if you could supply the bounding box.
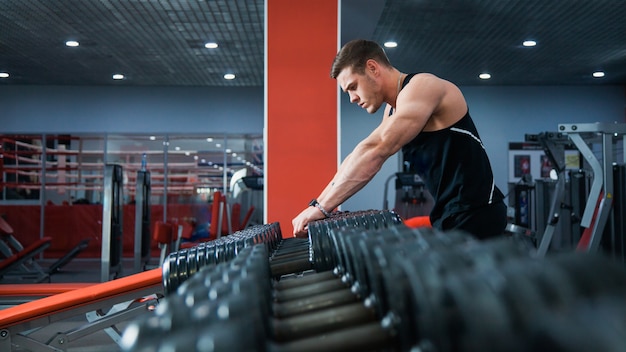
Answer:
[266,0,339,236]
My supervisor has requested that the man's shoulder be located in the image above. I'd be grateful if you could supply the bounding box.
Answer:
[404,73,447,90]
[409,72,439,81]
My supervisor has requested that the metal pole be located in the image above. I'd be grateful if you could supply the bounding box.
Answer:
[40,134,47,243]
[163,135,169,222]
[134,170,146,273]
[101,164,114,282]
[223,135,232,234]
[588,133,614,252]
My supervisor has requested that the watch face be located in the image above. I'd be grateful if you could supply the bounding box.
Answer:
[309,199,317,207]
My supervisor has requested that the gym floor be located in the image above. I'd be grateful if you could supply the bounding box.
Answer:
[1,258,159,352]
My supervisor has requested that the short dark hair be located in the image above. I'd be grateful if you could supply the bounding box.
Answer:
[330,39,392,79]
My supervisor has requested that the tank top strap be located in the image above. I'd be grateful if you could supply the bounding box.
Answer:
[389,73,418,117]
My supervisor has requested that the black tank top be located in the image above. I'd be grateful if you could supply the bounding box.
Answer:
[394,74,504,228]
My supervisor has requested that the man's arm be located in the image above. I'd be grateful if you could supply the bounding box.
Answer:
[292,74,447,236]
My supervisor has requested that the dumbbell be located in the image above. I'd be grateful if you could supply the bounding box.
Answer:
[133,212,482,350]
[266,229,540,350]
[409,252,626,352]
[269,237,313,277]
[122,288,269,351]
[270,210,404,279]
[163,211,404,348]
[128,211,384,351]
[308,210,403,272]
[527,295,626,352]
[358,229,474,316]
[139,209,626,352]
[276,221,436,304]
[123,247,274,351]
[268,228,476,347]
[163,223,284,294]
[271,209,405,287]
[163,221,313,291]
[383,235,533,351]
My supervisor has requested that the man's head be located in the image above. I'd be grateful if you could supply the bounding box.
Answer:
[332,40,394,114]
[330,39,392,79]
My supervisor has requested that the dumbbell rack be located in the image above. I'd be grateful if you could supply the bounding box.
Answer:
[123,210,626,352]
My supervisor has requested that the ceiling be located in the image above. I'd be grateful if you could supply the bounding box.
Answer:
[0,0,624,87]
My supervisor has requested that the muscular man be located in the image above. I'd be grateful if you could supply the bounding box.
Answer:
[292,39,507,239]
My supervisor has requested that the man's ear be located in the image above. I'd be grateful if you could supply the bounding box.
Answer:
[366,59,378,75]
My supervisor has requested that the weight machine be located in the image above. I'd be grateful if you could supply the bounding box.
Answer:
[535,122,626,259]
[101,164,124,282]
[383,172,433,220]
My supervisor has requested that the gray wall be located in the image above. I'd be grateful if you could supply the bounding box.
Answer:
[0,85,263,134]
[340,85,626,211]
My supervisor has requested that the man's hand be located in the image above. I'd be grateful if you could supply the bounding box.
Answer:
[292,206,326,238]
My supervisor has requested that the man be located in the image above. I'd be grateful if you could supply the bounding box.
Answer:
[292,39,507,239]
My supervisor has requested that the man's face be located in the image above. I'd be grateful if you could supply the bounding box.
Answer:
[337,66,383,114]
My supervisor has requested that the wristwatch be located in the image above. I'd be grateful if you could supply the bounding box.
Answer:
[309,199,331,218]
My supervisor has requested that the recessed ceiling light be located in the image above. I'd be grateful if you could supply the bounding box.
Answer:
[223,73,235,80]
[592,71,605,78]
[205,42,218,49]
[112,73,125,80]
[0,72,8,78]
[522,40,537,47]
[65,40,80,47]
[174,146,181,151]
[206,137,213,142]
[383,41,398,48]
[149,136,156,140]
[479,73,491,80]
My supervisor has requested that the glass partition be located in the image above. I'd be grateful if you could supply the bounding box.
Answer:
[0,133,263,258]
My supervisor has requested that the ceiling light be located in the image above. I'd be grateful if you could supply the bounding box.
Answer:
[0,72,8,78]
[592,71,605,78]
[149,136,156,140]
[223,73,235,80]
[383,41,398,48]
[522,40,537,47]
[174,146,181,151]
[65,40,80,47]
[112,73,125,80]
[205,42,218,49]
[479,73,491,80]
[206,137,213,142]
[215,143,221,148]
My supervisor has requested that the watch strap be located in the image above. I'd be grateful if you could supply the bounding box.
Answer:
[309,199,331,218]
